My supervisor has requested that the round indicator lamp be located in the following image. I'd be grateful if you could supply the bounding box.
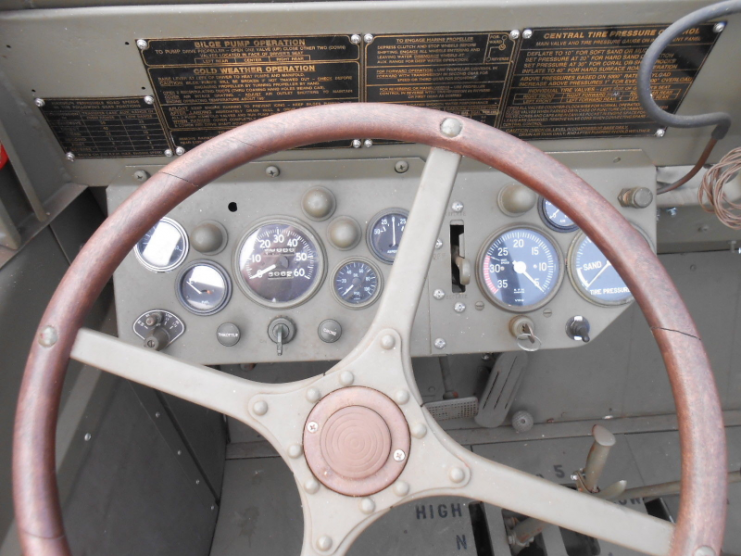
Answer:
[367,209,408,264]
[235,219,325,308]
[333,259,382,308]
[477,226,563,312]
[176,261,231,316]
[538,197,578,233]
[134,217,189,272]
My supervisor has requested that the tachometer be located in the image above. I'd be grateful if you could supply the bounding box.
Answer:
[235,219,325,308]
[477,227,563,312]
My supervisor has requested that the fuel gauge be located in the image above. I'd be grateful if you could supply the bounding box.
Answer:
[176,261,232,315]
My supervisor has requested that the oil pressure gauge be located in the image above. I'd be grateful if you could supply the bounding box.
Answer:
[477,226,563,312]
[333,259,382,308]
[538,197,578,233]
[134,217,189,272]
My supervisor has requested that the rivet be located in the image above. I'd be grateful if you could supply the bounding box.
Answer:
[307,421,319,433]
[655,128,666,138]
[440,117,463,138]
[363,33,374,44]
[175,146,185,156]
[136,39,148,50]
[195,479,200,485]
[359,498,375,514]
[143,95,154,105]
[38,325,58,347]
[509,29,521,40]
[155,412,161,418]
[164,149,173,157]
[306,388,321,403]
[454,302,466,313]
[253,400,268,416]
[433,289,445,300]
[522,29,533,39]
[435,238,443,249]
[451,201,464,212]
[316,536,333,551]
[84,433,92,441]
[380,334,396,350]
[351,139,362,149]
[434,338,447,350]
[393,480,410,496]
[695,546,715,556]
[713,22,726,33]
[288,444,303,459]
[304,478,320,494]
[449,467,465,483]
[339,370,355,386]
[265,165,280,178]
[350,34,362,45]
[394,389,410,405]
[393,449,406,462]
[411,423,427,438]
[34,98,45,108]
[65,152,75,162]
[363,139,373,148]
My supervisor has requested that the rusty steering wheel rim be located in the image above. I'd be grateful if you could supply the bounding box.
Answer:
[14,104,726,556]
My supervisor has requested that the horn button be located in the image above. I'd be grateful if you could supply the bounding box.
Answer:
[303,386,410,496]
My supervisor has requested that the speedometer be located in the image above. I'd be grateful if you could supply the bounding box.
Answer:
[235,218,325,308]
[477,226,563,312]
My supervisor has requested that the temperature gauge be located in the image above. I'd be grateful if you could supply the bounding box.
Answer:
[333,259,382,308]
[176,261,232,315]
[134,217,189,272]
[367,209,408,264]
[538,197,578,233]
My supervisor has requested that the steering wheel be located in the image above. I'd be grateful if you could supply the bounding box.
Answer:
[13,104,726,556]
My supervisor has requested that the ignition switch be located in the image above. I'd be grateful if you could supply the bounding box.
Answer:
[268,316,297,356]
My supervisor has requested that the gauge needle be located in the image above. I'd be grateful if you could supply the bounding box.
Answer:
[254,264,276,279]
[550,209,560,218]
[342,284,355,296]
[586,260,612,288]
[392,216,397,246]
[513,260,544,292]
[186,280,202,294]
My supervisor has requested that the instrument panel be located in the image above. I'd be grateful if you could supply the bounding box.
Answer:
[108,149,657,364]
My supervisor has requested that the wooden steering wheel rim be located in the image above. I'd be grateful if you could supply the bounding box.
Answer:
[13,103,726,556]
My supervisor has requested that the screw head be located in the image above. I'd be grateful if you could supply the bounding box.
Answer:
[265,165,280,178]
[411,423,427,438]
[380,334,396,350]
[449,467,465,483]
[440,117,463,137]
[571,473,579,481]
[350,34,362,45]
[713,22,726,33]
[522,28,533,39]
[394,480,410,496]
[304,478,320,493]
[509,29,521,40]
[394,389,410,405]
[451,201,464,212]
[394,160,409,173]
[435,238,443,249]
[433,289,445,300]
[288,444,303,459]
[665,207,678,217]
[393,449,406,462]
[307,421,319,433]
[253,400,268,416]
[84,433,92,441]
[136,39,149,50]
[363,33,374,44]
[351,139,362,149]
[164,149,173,157]
[306,388,321,403]
[134,170,150,182]
[339,370,355,386]
[363,138,373,148]
[173,146,185,156]
[65,152,75,162]
[454,302,466,313]
[359,498,375,514]
[434,338,447,349]
[475,301,485,311]
[143,95,154,105]
[655,128,666,138]
[34,97,45,108]
[316,536,333,551]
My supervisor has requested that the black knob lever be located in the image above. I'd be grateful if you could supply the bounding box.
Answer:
[566,316,591,343]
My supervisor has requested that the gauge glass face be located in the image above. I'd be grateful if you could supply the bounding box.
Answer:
[479,228,562,310]
[178,263,230,315]
[333,260,381,307]
[134,217,188,272]
[539,198,578,232]
[237,221,323,307]
[570,235,633,305]
[368,210,408,263]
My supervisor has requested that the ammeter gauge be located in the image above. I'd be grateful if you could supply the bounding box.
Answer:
[477,226,563,312]
[134,217,189,272]
[176,261,231,315]
[236,219,325,308]
[367,209,408,264]
[538,197,578,233]
[333,259,382,308]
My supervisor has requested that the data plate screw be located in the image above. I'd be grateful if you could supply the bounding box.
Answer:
[65,152,75,162]
[509,29,521,40]
[164,149,173,157]
[136,39,148,50]
[363,139,373,148]
[522,29,533,39]
[713,22,726,33]
[363,33,374,44]
[350,34,362,45]
[143,95,154,105]
[351,139,362,148]
[34,98,45,108]
[175,146,185,156]
[655,128,666,137]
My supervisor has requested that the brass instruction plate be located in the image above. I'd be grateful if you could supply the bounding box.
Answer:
[140,35,360,150]
[40,97,170,158]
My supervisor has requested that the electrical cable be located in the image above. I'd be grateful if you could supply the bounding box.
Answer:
[637,0,741,193]
[698,146,741,228]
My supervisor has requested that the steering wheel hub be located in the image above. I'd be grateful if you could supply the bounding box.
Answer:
[303,386,410,496]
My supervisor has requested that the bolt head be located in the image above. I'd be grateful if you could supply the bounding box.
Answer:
[339,370,355,386]
[265,165,280,177]
[655,128,666,138]
[434,338,447,349]
[143,95,154,105]
[433,289,445,300]
[34,98,45,108]
[411,423,427,439]
[451,201,464,212]
[164,149,173,157]
[509,29,521,40]
[359,498,375,514]
[522,28,533,39]
[393,449,406,462]
[306,388,321,403]
[174,146,185,156]
[65,152,75,162]
[304,478,320,493]
[351,139,362,149]
[394,160,409,173]
[363,139,373,148]
[380,334,396,350]
[440,117,463,138]
[713,22,726,33]
[394,389,410,405]
[253,400,268,416]
[449,467,465,483]
[394,480,410,496]
[350,34,362,45]
[307,421,319,433]
[435,238,443,249]
[316,536,333,551]
[363,33,374,44]
[454,302,466,313]
[288,444,303,459]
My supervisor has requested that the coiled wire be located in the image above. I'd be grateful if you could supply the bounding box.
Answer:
[699,146,741,228]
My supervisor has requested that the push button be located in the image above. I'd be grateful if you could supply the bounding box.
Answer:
[318,319,342,343]
[217,322,241,347]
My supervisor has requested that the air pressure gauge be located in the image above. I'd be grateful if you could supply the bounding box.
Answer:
[367,209,408,264]
[134,217,189,272]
